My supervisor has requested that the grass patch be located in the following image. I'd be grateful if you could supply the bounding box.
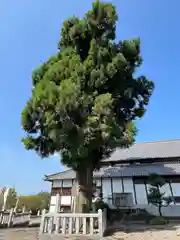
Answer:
[149,216,169,225]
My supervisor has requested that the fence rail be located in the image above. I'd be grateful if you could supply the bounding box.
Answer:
[39,208,107,237]
[0,209,41,228]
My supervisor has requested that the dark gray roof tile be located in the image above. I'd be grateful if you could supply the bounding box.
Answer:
[45,140,180,180]
[45,163,180,180]
[45,169,76,180]
[103,140,180,162]
[100,163,180,177]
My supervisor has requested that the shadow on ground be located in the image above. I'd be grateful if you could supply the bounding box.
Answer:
[104,222,180,236]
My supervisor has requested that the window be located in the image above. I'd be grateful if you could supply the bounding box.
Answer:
[60,206,71,212]
[112,193,133,207]
[51,188,61,196]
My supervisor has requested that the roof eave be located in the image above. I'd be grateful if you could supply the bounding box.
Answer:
[102,156,180,164]
[44,175,53,182]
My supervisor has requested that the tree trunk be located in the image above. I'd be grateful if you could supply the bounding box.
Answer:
[158,205,162,216]
[75,167,93,213]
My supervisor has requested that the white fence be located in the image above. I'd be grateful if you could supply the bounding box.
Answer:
[39,208,107,237]
[0,209,39,227]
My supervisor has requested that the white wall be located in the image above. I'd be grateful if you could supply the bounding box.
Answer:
[145,204,180,217]
[102,179,111,204]
[171,183,180,199]
[135,182,173,205]
[61,196,71,206]
[160,183,172,197]
[50,177,179,212]
[101,178,174,206]
[101,177,135,205]
[112,179,123,193]
[49,195,72,212]
[123,179,134,202]
[50,196,56,205]
[135,184,148,204]
[49,196,56,213]
[49,205,56,213]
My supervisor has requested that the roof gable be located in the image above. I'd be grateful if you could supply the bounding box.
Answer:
[45,169,75,181]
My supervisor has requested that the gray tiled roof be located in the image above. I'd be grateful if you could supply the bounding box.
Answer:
[45,140,180,181]
[98,163,180,177]
[103,139,180,162]
[45,163,180,180]
[44,169,76,180]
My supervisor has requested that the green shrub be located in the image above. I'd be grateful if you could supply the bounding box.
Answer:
[149,216,168,225]
[128,209,154,223]
[92,199,109,212]
[91,199,112,222]
[108,209,125,221]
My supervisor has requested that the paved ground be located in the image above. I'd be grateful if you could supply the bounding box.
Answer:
[1,224,180,240]
[106,223,180,240]
[0,228,39,240]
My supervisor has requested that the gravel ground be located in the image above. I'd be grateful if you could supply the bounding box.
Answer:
[1,224,180,240]
[0,228,39,240]
[108,223,180,240]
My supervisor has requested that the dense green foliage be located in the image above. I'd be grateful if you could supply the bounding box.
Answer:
[0,189,50,213]
[148,174,173,216]
[91,199,111,222]
[21,1,154,172]
[92,198,109,211]
[18,191,50,213]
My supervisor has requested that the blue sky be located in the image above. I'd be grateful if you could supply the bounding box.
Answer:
[0,0,179,195]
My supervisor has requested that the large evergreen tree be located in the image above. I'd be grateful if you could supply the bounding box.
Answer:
[21,1,154,212]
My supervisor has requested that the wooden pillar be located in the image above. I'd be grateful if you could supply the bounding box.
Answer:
[121,177,124,193]
[71,179,73,208]
[144,180,149,204]
[55,194,60,213]
[133,178,137,204]
[59,180,63,211]
[100,177,103,200]
[110,177,113,204]
[169,181,175,204]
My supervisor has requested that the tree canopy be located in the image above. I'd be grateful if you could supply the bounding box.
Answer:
[21,1,154,168]
[21,1,154,212]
